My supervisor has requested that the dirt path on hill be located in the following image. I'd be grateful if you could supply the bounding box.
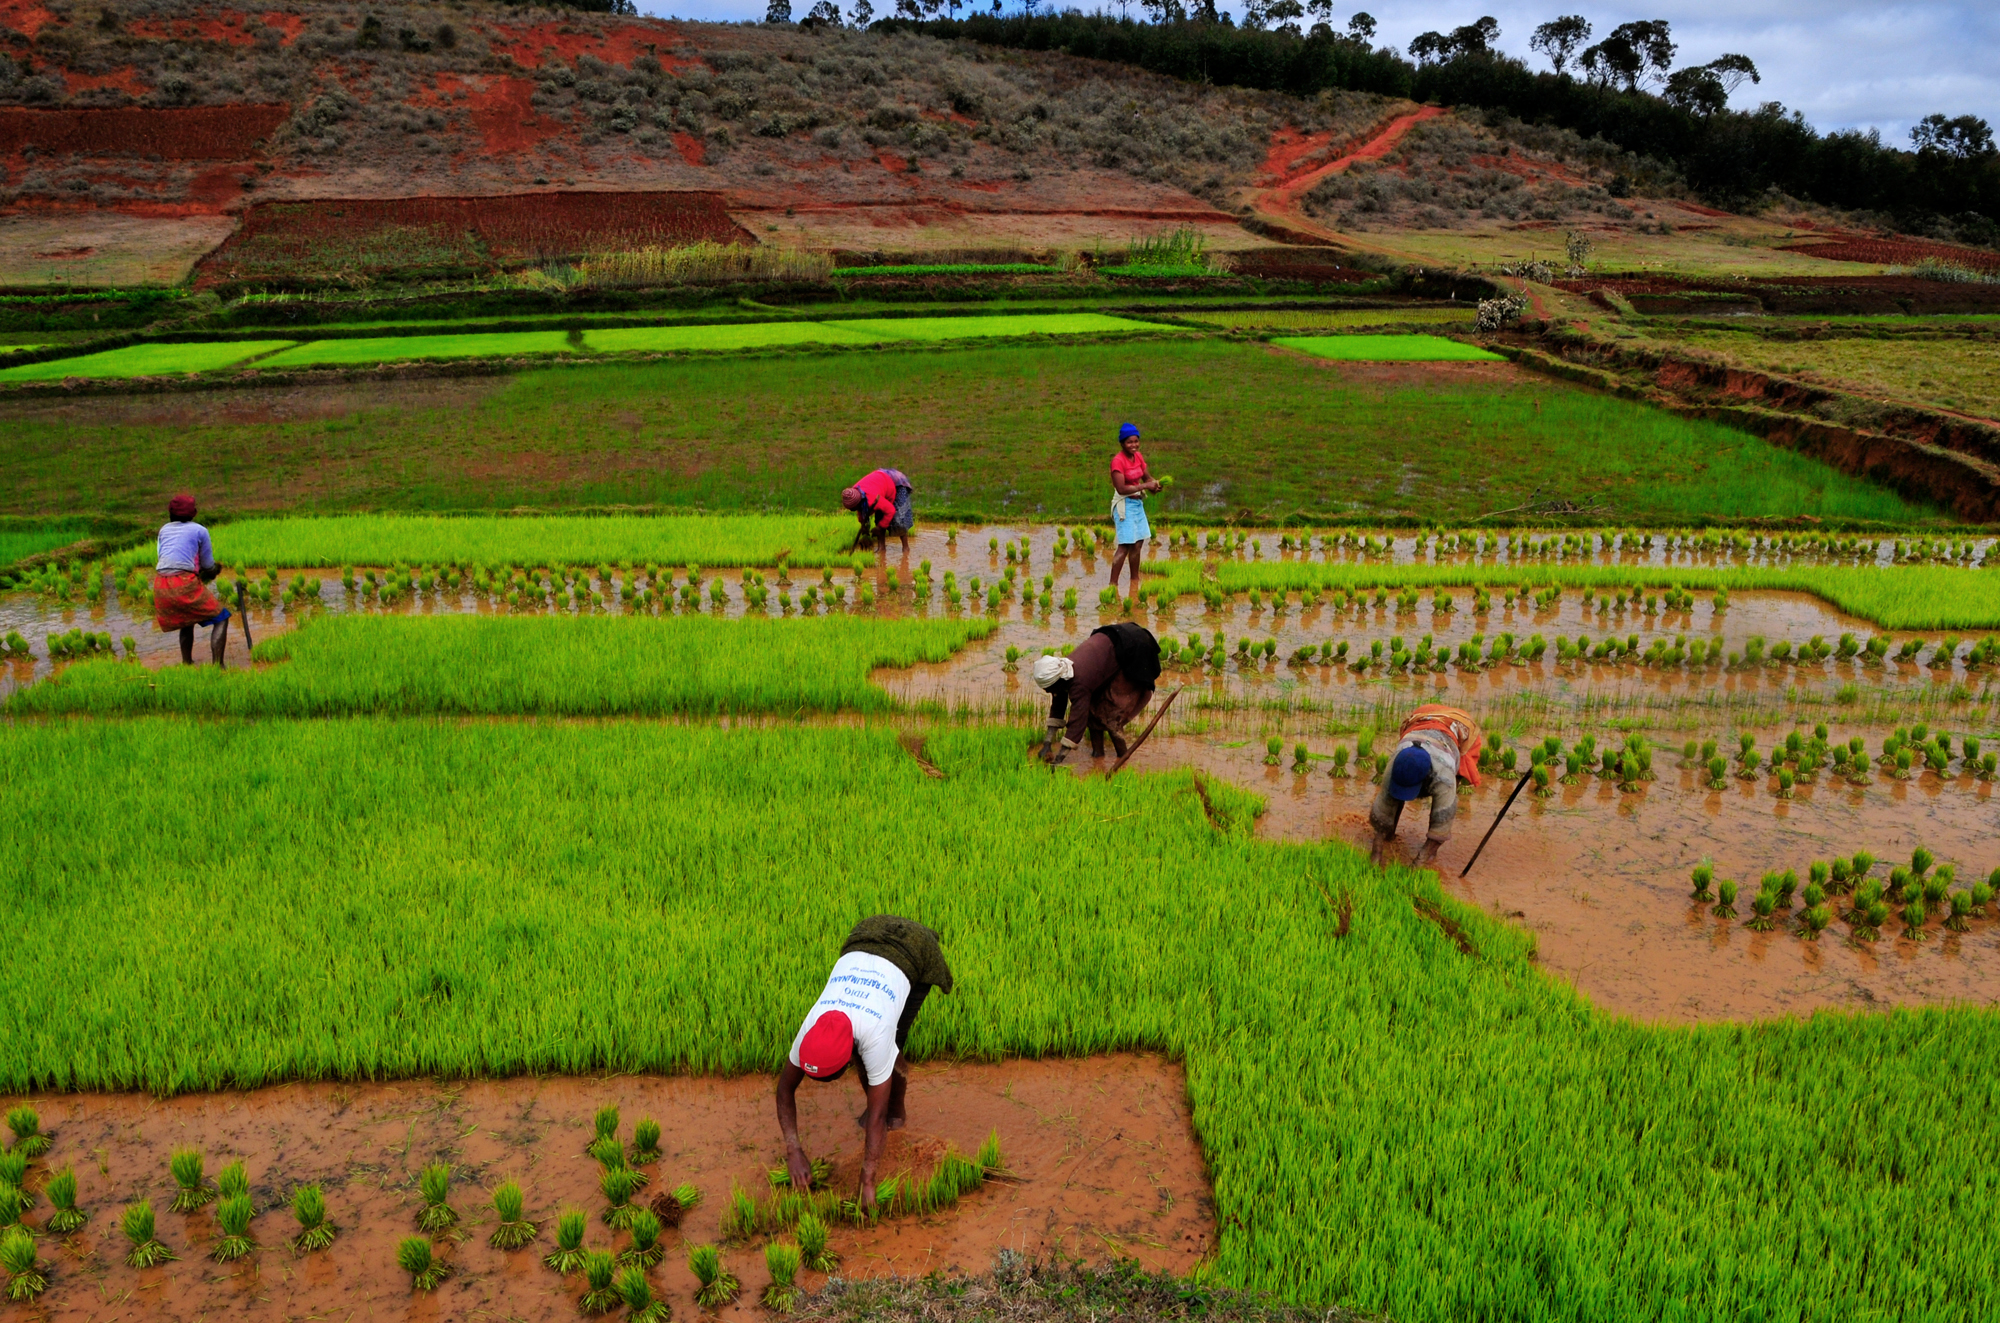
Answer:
[1247,105,1444,249]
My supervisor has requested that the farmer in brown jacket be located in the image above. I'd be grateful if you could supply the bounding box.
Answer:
[1031,622,1161,764]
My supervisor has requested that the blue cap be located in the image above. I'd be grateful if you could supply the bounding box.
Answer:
[1388,745,1432,801]
[1118,422,1140,441]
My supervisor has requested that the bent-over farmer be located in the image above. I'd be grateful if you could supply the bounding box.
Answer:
[153,493,232,667]
[1107,423,1161,600]
[776,915,954,1213]
[1032,621,1161,764]
[1370,703,1484,869]
[842,468,914,554]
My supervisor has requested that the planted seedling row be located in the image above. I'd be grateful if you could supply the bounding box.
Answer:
[1691,847,2000,944]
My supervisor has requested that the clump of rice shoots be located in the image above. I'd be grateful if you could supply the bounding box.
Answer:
[796,1211,838,1273]
[42,1167,85,1233]
[1902,898,1930,941]
[290,1183,335,1252]
[1948,890,1974,933]
[589,1134,628,1171]
[1713,879,1738,919]
[1801,906,1832,941]
[594,1105,620,1146]
[620,1208,665,1269]
[650,1182,701,1228]
[1887,866,1912,901]
[546,1207,589,1273]
[4,1108,48,1160]
[768,1157,831,1191]
[417,1161,458,1231]
[1854,899,1889,943]
[212,1193,256,1262]
[1973,879,1996,918]
[580,1248,621,1315]
[490,1179,538,1250]
[1746,886,1777,932]
[398,1235,450,1291]
[721,1184,759,1240]
[1,1225,45,1302]
[1853,850,1875,880]
[216,1160,249,1202]
[0,1154,27,1209]
[602,1166,642,1228]
[0,1185,17,1234]
[690,1243,740,1306]
[617,1264,672,1322]
[1690,863,1714,903]
[122,1199,175,1267]
[168,1147,214,1212]
[763,1239,803,1312]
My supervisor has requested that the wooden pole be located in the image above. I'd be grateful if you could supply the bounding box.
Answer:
[1459,770,1533,878]
[1104,686,1183,781]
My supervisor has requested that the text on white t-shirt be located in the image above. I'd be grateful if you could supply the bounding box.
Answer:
[787,952,911,1087]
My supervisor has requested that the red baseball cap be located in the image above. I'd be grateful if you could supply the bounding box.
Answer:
[798,1011,854,1078]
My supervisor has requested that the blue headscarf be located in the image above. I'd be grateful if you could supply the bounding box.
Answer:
[1118,422,1140,441]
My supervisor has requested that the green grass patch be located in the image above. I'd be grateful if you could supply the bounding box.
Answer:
[1189,307,1478,330]
[0,518,87,568]
[0,340,295,382]
[109,514,864,570]
[0,341,1936,523]
[1169,560,2000,631]
[256,331,575,368]
[584,322,885,354]
[824,313,1177,340]
[832,263,1057,277]
[1,718,1996,1321]
[10,614,991,717]
[1273,334,1504,362]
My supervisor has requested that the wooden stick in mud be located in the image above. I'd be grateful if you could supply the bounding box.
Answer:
[1104,686,1183,781]
[1459,770,1533,879]
[235,579,252,651]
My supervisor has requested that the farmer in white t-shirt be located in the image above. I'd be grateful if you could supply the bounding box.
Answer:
[775,915,954,1212]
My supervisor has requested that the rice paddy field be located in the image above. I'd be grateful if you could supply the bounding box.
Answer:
[1638,326,2000,421]
[0,340,1939,522]
[0,339,293,382]
[5,275,2000,1321]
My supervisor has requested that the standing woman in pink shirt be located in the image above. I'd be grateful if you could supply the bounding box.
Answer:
[1107,423,1161,600]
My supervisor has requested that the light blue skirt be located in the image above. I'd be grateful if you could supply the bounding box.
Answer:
[1113,495,1150,546]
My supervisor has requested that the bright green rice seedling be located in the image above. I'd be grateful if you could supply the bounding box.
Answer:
[631,1118,663,1165]
[213,1193,256,1262]
[764,1239,803,1313]
[581,1249,621,1315]
[169,1146,214,1212]
[1714,879,1738,920]
[216,1160,248,1202]
[690,1242,740,1307]
[590,1134,628,1171]
[1801,906,1832,941]
[619,1208,665,1269]
[417,1161,458,1231]
[490,1179,537,1250]
[1903,899,1930,941]
[1690,864,1715,903]
[42,1167,84,1233]
[1973,881,1996,917]
[769,1157,832,1192]
[1264,736,1282,766]
[1,1225,44,1302]
[4,1108,47,1160]
[602,1166,642,1228]
[545,1207,589,1273]
[0,1185,17,1233]
[1747,887,1778,932]
[1948,891,1974,933]
[397,1235,450,1291]
[0,1154,25,1208]
[795,1211,837,1273]
[619,1264,672,1322]
[290,1183,335,1252]
[122,1199,175,1267]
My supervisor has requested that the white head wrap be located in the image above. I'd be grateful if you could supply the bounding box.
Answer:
[1031,654,1075,691]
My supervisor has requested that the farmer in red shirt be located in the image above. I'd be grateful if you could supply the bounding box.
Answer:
[1108,424,1161,600]
[842,468,914,554]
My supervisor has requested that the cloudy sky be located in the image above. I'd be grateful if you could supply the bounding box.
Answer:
[638,1,1997,144]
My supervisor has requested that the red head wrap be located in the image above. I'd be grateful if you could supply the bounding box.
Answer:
[168,493,197,521]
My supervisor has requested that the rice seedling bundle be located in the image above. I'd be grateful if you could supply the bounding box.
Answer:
[0,1226,44,1302]
[3,1108,47,1159]
[42,1167,84,1233]
[795,1210,837,1273]
[689,1242,740,1307]
[416,1161,458,1231]
[290,1183,335,1252]
[602,1166,642,1228]
[763,1239,803,1312]
[490,1179,538,1250]
[122,1199,174,1267]
[619,1208,665,1268]
[213,1193,256,1261]
[397,1235,450,1291]
[168,1146,214,1212]
[547,1207,590,1273]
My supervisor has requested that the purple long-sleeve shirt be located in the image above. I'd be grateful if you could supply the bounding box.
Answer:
[156,521,216,574]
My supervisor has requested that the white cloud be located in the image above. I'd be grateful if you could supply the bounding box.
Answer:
[637,1,1998,142]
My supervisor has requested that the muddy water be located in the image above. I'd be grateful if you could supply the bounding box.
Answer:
[1100,733,2000,1022]
[2,1055,1209,1322]
[7,524,1990,703]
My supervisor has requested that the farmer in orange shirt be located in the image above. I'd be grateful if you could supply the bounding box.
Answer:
[1369,704,1484,869]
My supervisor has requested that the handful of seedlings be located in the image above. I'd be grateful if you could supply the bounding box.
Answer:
[619,1208,666,1269]
[580,1249,621,1315]
[764,1239,804,1313]
[601,1166,643,1228]
[397,1236,450,1291]
[121,1199,175,1267]
[169,1147,215,1212]
[417,1161,459,1232]
[690,1241,741,1307]
[42,1168,85,1234]
[796,1210,839,1273]
[1,1226,45,1302]
[4,1108,48,1160]
[620,1265,673,1322]
[213,1193,257,1262]
[489,1179,538,1250]
[290,1183,336,1252]
[649,1182,701,1228]
[545,1207,589,1274]
[0,1154,28,1210]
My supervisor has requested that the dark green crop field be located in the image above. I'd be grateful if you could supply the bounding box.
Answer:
[0,341,1931,524]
